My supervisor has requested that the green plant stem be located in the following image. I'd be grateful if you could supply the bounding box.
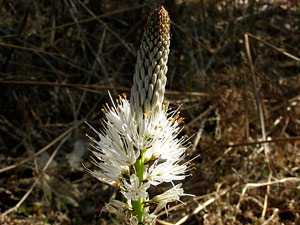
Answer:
[132,151,145,223]
[132,197,144,223]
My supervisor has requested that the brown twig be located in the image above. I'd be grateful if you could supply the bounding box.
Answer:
[217,136,300,148]
[0,41,68,59]
[79,1,136,56]
[245,32,271,219]
[1,134,70,217]
[0,120,83,174]
[0,80,210,97]
[246,32,300,63]
[0,4,145,40]
[185,104,218,128]
[171,21,233,71]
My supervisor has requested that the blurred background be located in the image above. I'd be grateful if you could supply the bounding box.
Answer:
[1,0,300,224]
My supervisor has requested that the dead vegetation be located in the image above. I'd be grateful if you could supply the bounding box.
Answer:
[0,0,300,224]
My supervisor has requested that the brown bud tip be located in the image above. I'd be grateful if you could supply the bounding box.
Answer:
[146,6,170,39]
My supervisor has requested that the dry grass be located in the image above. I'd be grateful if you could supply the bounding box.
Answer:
[0,0,300,224]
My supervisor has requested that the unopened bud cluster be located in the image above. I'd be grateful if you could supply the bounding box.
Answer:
[130,6,170,123]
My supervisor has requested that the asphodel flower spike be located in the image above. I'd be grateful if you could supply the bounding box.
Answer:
[85,6,193,225]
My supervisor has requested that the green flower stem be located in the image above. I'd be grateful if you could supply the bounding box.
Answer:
[132,197,144,223]
[132,151,145,223]
[135,151,145,181]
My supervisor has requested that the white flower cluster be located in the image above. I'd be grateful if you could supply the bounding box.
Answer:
[85,93,192,224]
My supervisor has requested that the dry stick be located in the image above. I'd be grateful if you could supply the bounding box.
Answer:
[242,69,251,173]
[173,184,237,225]
[171,21,232,71]
[270,92,300,114]
[262,172,272,220]
[0,5,145,40]
[245,33,271,220]
[0,4,143,75]
[244,32,300,219]
[75,4,122,97]
[1,179,39,217]
[1,134,70,217]
[2,40,96,76]
[156,184,238,224]
[43,4,145,33]
[79,1,135,56]
[261,208,279,225]
[156,220,175,225]
[236,177,300,217]
[245,32,300,114]
[192,121,205,153]
[91,29,109,79]
[246,32,300,63]
[0,41,68,59]
[218,136,300,148]
[185,104,217,128]
[0,80,209,97]
[0,120,83,173]
[156,190,218,218]
[1,0,33,72]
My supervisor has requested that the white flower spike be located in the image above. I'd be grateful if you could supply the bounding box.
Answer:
[85,6,194,225]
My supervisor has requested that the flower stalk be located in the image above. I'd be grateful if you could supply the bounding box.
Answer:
[85,6,193,225]
[132,151,145,222]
